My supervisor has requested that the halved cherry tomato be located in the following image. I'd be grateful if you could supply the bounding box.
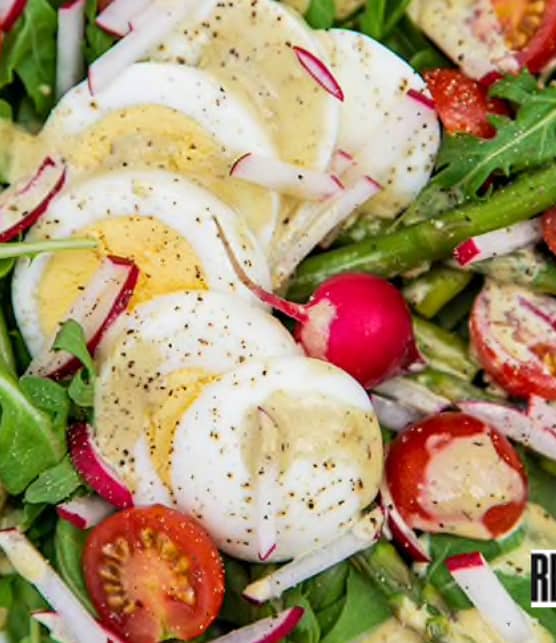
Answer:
[424,69,509,138]
[493,0,556,73]
[83,506,225,643]
[542,207,556,255]
[470,280,556,400]
[385,413,527,540]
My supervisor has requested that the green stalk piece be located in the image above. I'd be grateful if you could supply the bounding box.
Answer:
[410,369,501,403]
[0,307,15,375]
[0,238,97,259]
[332,216,392,247]
[288,163,556,301]
[404,267,473,319]
[413,317,478,381]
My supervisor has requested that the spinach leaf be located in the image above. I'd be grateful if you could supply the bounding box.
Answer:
[20,376,70,433]
[284,588,320,643]
[498,573,556,634]
[6,576,48,642]
[0,363,65,494]
[54,518,96,614]
[320,568,391,643]
[84,0,115,64]
[304,0,335,29]
[53,320,96,407]
[302,561,348,612]
[0,0,57,118]
[24,455,81,504]
[523,451,556,520]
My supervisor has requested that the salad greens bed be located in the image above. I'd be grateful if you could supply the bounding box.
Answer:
[0,0,555,641]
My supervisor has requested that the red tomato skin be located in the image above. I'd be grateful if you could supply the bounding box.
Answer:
[542,207,556,256]
[518,0,556,73]
[83,506,225,643]
[424,69,508,139]
[385,413,527,539]
[469,301,556,400]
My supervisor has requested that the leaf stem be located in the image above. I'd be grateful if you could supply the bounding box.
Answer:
[0,238,97,259]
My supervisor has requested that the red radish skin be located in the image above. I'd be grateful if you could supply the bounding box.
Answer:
[57,495,115,530]
[293,46,344,102]
[1,0,26,31]
[0,158,66,242]
[407,88,435,111]
[68,423,133,509]
[454,239,480,266]
[211,607,305,643]
[213,217,417,387]
[445,551,483,573]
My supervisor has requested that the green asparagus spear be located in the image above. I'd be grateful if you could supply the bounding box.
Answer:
[435,285,481,330]
[332,216,392,247]
[404,267,473,319]
[410,369,501,403]
[413,317,478,381]
[288,163,556,301]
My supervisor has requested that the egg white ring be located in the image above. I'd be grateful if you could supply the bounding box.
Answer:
[170,356,382,561]
[40,62,281,247]
[13,169,271,356]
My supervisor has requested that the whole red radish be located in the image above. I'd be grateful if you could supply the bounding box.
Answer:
[214,218,418,388]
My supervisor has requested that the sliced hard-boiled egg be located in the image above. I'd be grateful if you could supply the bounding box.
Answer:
[12,169,270,356]
[317,29,441,218]
[150,0,340,171]
[407,0,518,80]
[9,63,280,248]
[169,356,383,561]
[93,290,302,505]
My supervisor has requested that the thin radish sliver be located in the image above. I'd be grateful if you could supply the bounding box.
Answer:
[57,495,115,530]
[69,423,134,509]
[0,0,26,31]
[56,0,86,99]
[244,508,383,603]
[230,153,343,201]
[211,607,305,643]
[454,218,542,266]
[293,46,344,101]
[330,149,356,176]
[370,393,422,432]
[374,377,450,415]
[446,552,534,643]
[0,530,121,643]
[26,255,138,379]
[407,88,435,111]
[0,157,66,242]
[96,0,150,37]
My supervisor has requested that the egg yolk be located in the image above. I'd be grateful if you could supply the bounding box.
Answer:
[38,216,207,339]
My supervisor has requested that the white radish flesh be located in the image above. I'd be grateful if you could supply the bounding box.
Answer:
[96,0,150,37]
[0,530,121,643]
[446,552,534,643]
[370,394,422,432]
[330,149,356,176]
[211,607,305,643]
[230,153,343,201]
[33,612,75,643]
[57,495,115,530]
[374,377,450,415]
[56,0,86,99]
[454,219,542,266]
[243,508,383,603]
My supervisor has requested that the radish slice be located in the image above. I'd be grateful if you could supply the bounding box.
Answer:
[255,408,279,562]
[446,552,534,643]
[407,88,435,111]
[458,400,556,459]
[371,394,422,431]
[273,175,382,282]
[96,0,150,37]
[0,0,26,31]
[374,377,450,415]
[243,508,383,603]
[293,46,344,102]
[88,0,197,94]
[68,423,134,509]
[33,612,75,643]
[454,218,542,266]
[211,607,305,643]
[330,149,356,176]
[26,255,139,380]
[0,157,66,242]
[0,530,121,643]
[528,395,556,429]
[379,480,430,563]
[230,153,343,201]
[57,495,115,530]
[56,0,86,99]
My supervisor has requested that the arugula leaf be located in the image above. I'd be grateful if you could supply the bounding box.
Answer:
[24,455,81,504]
[304,0,335,29]
[54,518,96,614]
[53,320,96,407]
[0,363,65,494]
[0,0,57,118]
[84,0,115,64]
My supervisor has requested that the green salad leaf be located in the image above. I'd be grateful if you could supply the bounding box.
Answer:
[0,363,65,494]
[0,0,57,118]
[20,376,70,432]
[360,0,411,40]
[53,320,96,408]
[84,0,115,64]
[304,0,335,29]
[24,455,81,504]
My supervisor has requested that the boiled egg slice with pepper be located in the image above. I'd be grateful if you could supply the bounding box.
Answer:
[151,0,340,171]
[12,169,270,356]
[9,63,280,249]
[167,356,382,562]
[94,290,302,506]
